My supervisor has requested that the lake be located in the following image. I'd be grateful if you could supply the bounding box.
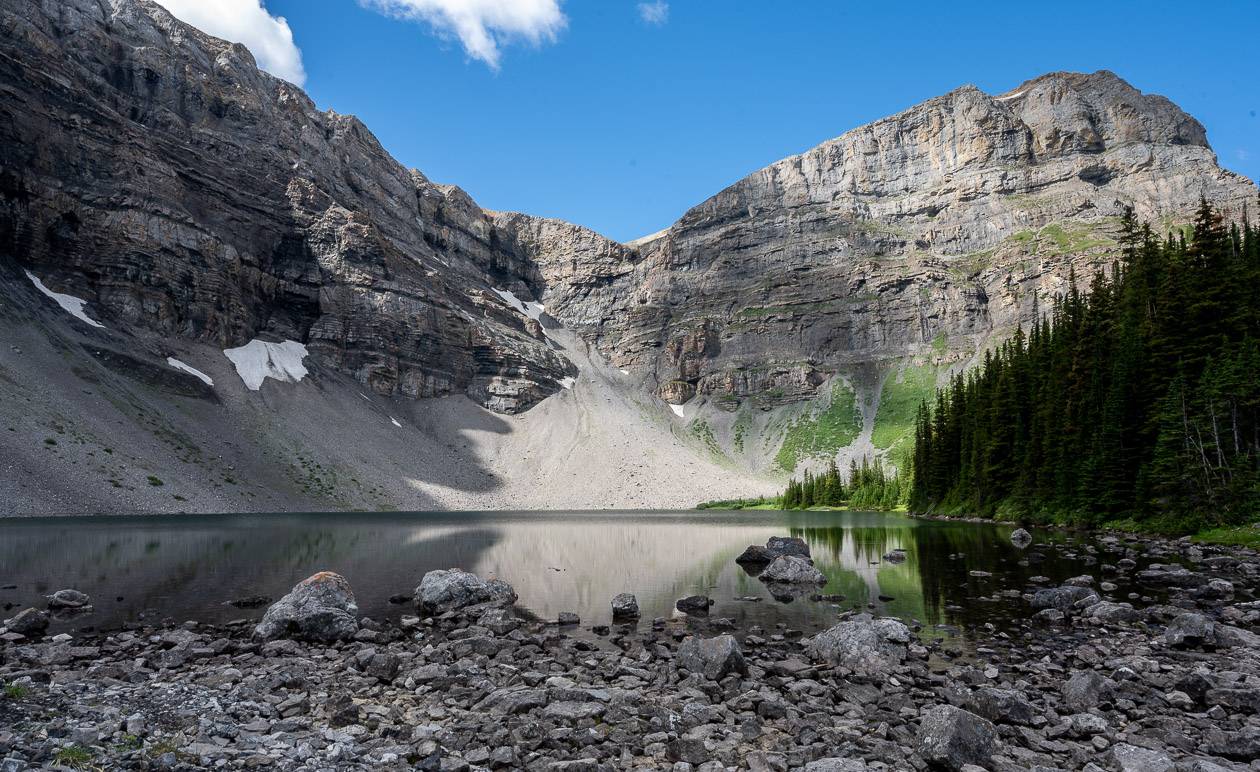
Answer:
[0,510,1155,642]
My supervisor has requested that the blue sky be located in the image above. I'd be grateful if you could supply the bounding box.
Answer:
[192,1,1259,242]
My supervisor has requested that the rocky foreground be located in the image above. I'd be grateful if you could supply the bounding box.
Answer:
[4,534,1260,771]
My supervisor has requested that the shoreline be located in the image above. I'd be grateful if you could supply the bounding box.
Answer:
[4,535,1260,770]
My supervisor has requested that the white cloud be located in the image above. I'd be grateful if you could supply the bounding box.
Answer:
[156,0,306,85]
[637,0,668,25]
[365,0,566,71]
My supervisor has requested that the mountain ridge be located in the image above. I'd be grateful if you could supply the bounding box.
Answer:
[0,0,1256,514]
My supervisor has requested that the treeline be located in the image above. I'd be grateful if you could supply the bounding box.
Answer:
[781,457,906,510]
[911,200,1260,531]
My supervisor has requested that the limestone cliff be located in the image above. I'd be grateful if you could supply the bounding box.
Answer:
[1,0,1257,512]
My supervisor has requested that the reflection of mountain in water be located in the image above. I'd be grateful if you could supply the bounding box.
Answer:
[0,511,1138,642]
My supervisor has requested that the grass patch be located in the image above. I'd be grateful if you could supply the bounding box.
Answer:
[54,746,96,769]
[931,332,948,356]
[732,411,752,454]
[146,475,164,487]
[872,363,937,451]
[690,420,726,461]
[3,683,27,700]
[1192,525,1260,548]
[774,381,862,472]
[696,497,779,510]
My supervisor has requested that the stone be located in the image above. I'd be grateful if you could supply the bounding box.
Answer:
[1009,528,1033,547]
[1062,671,1115,712]
[966,687,1035,726]
[803,761,870,772]
[253,572,359,643]
[676,596,713,615]
[415,569,516,617]
[676,634,747,680]
[882,550,908,563]
[1109,743,1174,772]
[557,611,580,626]
[766,536,811,558]
[916,705,997,771]
[806,614,912,673]
[1085,601,1141,623]
[2,608,48,637]
[1206,727,1260,761]
[45,589,90,609]
[735,546,776,565]
[611,593,639,619]
[757,555,826,584]
[1165,613,1216,648]
[1030,585,1098,613]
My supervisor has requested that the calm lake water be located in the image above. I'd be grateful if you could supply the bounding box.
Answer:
[0,510,1152,641]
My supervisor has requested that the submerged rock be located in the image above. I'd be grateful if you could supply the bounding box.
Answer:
[415,569,516,617]
[676,634,747,680]
[254,571,359,643]
[1010,527,1033,547]
[676,595,713,615]
[882,549,907,563]
[916,705,997,770]
[806,614,911,673]
[758,555,826,584]
[46,589,90,610]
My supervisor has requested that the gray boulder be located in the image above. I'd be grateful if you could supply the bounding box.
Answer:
[611,593,639,619]
[3,608,49,637]
[1165,612,1216,648]
[966,687,1035,726]
[1030,585,1098,613]
[766,536,810,558]
[916,705,997,770]
[1009,528,1033,547]
[1085,601,1141,623]
[803,760,871,771]
[254,571,359,643]
[882,549,908,563]
[46,589,90,610]
[415,569,516,617]
[758,554,826,584]
[677,634,747,680]
[1109,743,1174,772]
[806,614,912,673]
[735,545,776,565]
[1062,670,1115,712]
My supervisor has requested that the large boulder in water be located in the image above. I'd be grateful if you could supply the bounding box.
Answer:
[806,613,912,673]
[736,536,810,566]
[254,572,359,643]
[758,555,826,584]
[1030,585,1098,613]
[416,569,516,617]
[677,634,747,680]
[46,589,91,610]
[916,705,997,770]
[1009,528,1032,548]
[611,593,640,620]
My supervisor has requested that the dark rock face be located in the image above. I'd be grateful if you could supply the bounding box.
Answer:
[610,593,639,620]
[915,705,997,770]
[676,634,747,680]
[0,0,575,414]
[2,608,49,637]
[676,595,714,615]
[253,571,359,643]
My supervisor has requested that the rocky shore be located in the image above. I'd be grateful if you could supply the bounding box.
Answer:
[3,533,1260,771]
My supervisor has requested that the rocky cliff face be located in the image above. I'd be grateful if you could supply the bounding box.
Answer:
[525,72,1257,411]
[1,0,1257,506]
[0,0,574,413]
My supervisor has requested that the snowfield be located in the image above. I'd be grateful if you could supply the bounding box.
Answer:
[223,339,309,390]
[25,271,105,329]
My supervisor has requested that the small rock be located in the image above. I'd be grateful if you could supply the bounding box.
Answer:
[676,595,713,615]
[916,705,997,771]
[677,634,747,680]
[611,593,639,619]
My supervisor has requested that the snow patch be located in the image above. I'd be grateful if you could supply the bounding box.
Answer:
[558,376,576,390]
[223,339,309,391]
[25,271,105,329]
[995,90,1026,101]
[391,417,402,428]
[166,357,213,386]
[619,369,631,376]
[669,403,685,418]
[492,288,545,321]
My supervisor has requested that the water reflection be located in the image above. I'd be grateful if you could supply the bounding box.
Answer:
[0,511,1145,642]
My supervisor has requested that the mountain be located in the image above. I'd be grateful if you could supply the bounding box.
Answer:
[0,0,1255,514]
